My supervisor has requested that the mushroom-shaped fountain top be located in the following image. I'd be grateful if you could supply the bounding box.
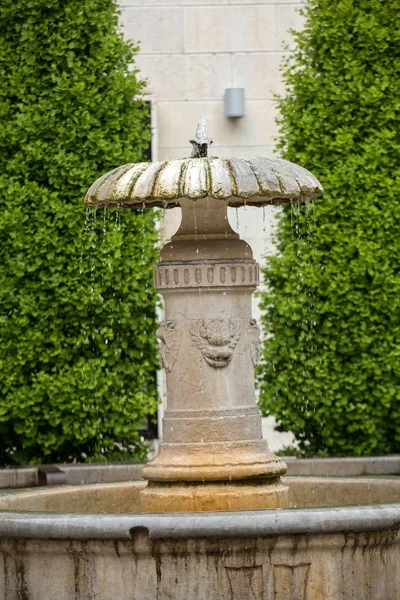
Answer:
[85,117,323,208]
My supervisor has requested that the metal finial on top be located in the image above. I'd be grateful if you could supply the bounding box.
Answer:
[189,116,213,158]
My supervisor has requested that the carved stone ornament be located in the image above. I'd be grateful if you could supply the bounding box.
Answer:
[247,318,262,367]
[157,321,181,372]
[190,319,240,368]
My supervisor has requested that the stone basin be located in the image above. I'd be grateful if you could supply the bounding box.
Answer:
[1,476,399,599]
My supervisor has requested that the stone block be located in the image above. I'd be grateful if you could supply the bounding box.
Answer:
[184,5,276,53]
[156,100,278,148]
[0,468,37,489]
[120,0,304,5]
[121,7,183,54]
[232,52,287,100]
[135,53,232,100]
[227,0,305,3]
[121,0,228,6]
[157,146,190,160]
[275,4,305,51]
[215,145,276,158]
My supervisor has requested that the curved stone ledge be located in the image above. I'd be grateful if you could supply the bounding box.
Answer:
[0,501,399,540]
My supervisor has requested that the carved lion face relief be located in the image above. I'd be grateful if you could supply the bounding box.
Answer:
[190,319,240,368]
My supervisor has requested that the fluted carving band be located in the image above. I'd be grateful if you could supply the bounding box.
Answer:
[155,260,259,290]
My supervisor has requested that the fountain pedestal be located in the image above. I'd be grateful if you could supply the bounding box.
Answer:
[140,198,288,512]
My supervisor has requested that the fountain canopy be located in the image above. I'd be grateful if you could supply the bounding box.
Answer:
[85,119,322,208]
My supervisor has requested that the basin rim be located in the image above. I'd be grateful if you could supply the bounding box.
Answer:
[1,503,399,541]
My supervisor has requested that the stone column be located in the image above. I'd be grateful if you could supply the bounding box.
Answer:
[140,197,288,512]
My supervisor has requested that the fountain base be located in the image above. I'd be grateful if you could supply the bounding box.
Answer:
[139,478,289,512]
[141,437,287,482]
[1,477,400,599]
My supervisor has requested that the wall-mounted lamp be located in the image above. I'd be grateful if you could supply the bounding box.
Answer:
[224,88,245,118]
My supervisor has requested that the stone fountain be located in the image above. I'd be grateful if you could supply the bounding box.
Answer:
[87,117,321,513]
[0,120,399,599]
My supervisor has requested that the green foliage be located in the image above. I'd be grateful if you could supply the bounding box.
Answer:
[0,0,159,464]
[258,0,400,456]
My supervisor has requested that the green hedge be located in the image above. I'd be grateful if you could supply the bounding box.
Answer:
[258,0,400,456]
[0,0,159,465]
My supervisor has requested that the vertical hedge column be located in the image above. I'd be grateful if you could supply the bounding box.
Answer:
[258,0,400,457]
[0,0,158,465]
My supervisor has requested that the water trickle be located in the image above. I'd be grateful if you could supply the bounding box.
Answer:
[141,202,147,265]
[196,116,207,144]
[193,202,198,242]
[103,207,108,234]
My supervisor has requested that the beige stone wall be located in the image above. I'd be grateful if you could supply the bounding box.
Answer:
[119,0,303,449]
[120,0,304,160]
